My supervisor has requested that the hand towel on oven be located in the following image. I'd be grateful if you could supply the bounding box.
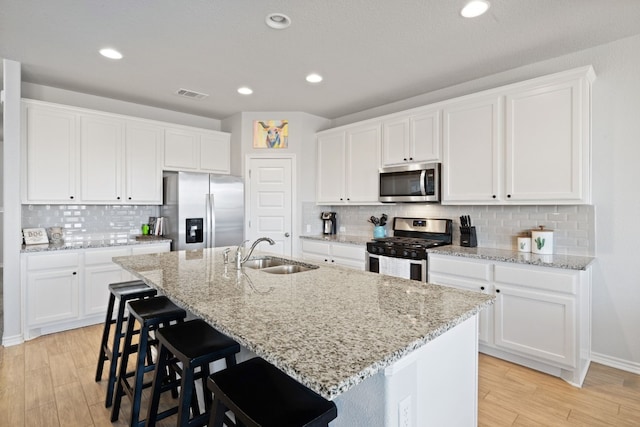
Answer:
[379,256,411,279]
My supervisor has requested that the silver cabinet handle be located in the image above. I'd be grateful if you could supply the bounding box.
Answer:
[284,232,290,237]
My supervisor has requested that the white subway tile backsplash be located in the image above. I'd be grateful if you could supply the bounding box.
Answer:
[22,204,160,238]
[304,203,594,256]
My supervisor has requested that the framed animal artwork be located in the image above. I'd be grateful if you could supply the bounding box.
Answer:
[253,120,288,148]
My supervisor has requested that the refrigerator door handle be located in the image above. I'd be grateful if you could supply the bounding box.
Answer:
[205,194,211,248]
[209,193,215,248]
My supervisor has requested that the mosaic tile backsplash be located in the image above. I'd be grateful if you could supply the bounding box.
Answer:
[303,202,594,256]
[22,204,160,241]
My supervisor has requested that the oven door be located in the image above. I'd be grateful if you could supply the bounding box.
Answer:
[368,253,426,282]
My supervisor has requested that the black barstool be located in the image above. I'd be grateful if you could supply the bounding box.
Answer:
[95,280,157,408]
[110,296,187,427]
[207,357,338,427]
[145,319,241,427]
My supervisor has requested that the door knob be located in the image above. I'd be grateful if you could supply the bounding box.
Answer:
[284,232,290,237]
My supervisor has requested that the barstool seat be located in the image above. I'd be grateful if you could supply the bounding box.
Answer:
[207,357,338,427]
[111,295,187,427]
[146,319,241,427]
[95,280,157,408]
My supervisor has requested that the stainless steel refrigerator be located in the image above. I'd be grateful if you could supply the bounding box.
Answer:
[161,171,244,251]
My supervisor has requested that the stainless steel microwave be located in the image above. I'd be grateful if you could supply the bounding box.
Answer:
[379,162,441,203]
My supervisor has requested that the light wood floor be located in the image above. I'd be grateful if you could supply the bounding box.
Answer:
[1,324,639,426]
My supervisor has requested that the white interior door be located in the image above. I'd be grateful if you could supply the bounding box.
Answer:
[246,157,293,257]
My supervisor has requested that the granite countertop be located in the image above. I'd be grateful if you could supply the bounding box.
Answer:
[113,248,493,400]
[300,234,371,246]
[428,245,595,271]
[21,235,172,253]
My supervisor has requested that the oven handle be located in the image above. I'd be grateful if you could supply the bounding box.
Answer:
[420,170,427,196]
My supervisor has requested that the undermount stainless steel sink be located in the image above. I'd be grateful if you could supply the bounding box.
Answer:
[243,257,318,274]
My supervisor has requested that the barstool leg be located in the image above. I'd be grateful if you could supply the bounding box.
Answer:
[208,398,227,427]
[105,294,128,407]
[95,293,116,382]
[178,364,196,426]
[145,343,170,427]
[111,311,136,422]
[129,322,150,427]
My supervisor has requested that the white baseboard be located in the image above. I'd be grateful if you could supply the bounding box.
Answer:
[591,351,640,375]
[2,333,24,347]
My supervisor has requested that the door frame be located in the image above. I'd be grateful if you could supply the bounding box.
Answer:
[244,154,297,257]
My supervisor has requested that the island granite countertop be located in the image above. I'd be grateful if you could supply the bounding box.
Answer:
[113,247,493,400]
[428,245,594,271]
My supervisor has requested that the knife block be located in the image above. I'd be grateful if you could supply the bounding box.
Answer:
[460,226,477,247]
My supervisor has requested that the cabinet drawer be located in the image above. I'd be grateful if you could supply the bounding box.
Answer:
[301,240,331,256]
[331,243,365,261]
[27,252,79,270]
[428,255,491,281]
[85,247,131,265]
[131,243,170,255]
[494,264,577,295]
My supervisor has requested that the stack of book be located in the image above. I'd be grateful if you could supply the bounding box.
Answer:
[148,217,166,236]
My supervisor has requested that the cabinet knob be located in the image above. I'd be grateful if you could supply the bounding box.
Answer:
[480,286,485,291]
[284,232,290,237]
[492,195,496,199]
[72,272,77,275]
[117,196,121,200]
[496,289,500,293]
[340,198,343,201]
[409,157,413,160]
[70,196,74,199]
[128,197,132,200]
[331,260,335,263]
[404,158,407,161]
[507,194,511,198]
[324,259,328,262]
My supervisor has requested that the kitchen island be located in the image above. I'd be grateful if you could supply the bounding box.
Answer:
[114,248,494,426]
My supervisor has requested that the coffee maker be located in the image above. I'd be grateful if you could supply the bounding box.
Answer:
[321,212,337,235]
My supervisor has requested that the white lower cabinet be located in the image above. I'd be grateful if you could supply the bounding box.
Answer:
[22,242,170,339]
[428,253,591,387]
[301,239,366,270]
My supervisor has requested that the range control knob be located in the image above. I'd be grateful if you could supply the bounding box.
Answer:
[410,251,418,258]
[378,247,386,255]
[389,249,397,256]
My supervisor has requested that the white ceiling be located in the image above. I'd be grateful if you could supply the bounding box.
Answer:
[2,0,640,120]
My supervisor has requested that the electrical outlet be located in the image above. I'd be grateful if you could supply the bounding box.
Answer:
[306,224,311,233]
[339,226,346,233]
[398,396,411,427]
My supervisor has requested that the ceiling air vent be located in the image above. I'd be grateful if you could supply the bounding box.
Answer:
[175,88,209,100]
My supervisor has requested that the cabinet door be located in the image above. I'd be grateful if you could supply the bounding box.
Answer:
[316,132,346,203]
[345,123,381,203]
[84,248,130,316]
[24,104,78,203]
[442,96,502,203]
[493,284,576,366]
[125,122,163,204]
[200,132,231,174]
[331,243,366,270]
[411,109,441,163]
[80,114,124,203]
[505,79,586,202]
[27,268,79,325]
[164,128,199,170]
[382,117,410,166]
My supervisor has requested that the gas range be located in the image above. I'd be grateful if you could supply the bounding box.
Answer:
[366,217,452,260]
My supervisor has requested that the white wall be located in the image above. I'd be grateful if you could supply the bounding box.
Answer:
[221,112,331,255]
[22,83,222,130]
[330,34,640,372]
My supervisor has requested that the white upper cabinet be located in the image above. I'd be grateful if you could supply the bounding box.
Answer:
[382,108,441,166]
[442,66,594,205]
[164,127,231,174]
[80,114,124,203]
[317,122,381,204]
[22,99,228,204]
[22,103,79,203]
[442,95,503,203]
[125,122,164,203]
[504,76,591,203]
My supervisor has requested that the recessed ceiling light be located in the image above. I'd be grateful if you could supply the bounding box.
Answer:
[265,13,291,29]
[237,87,253,95]
[306,73,323,83]
[461,0,490,18]
[99,48,123,60]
